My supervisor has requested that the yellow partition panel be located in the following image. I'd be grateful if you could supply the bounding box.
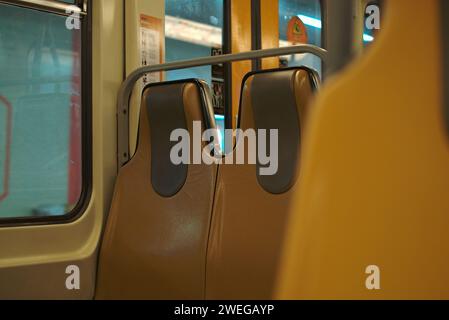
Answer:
[261,0,280,69]
[277,0,449,299]
[231,0,252,129]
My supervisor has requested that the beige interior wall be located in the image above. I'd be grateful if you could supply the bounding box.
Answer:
[0,0,123,299]
[127,0,165,157]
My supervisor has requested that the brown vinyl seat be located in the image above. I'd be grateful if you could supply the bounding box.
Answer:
[96,79,218,300]
[205,67,319,299]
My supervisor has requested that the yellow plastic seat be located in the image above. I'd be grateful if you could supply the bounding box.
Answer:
[277,0,449,299]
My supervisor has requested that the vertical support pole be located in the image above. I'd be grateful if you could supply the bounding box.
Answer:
[322,0,354,77]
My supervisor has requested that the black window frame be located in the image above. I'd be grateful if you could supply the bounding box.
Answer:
[223,0,232,131]
[0,0,92,227]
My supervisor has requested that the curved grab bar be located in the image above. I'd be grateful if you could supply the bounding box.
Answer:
[117,44,328,166]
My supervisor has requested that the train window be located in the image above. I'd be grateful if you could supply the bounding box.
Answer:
[165,0,224,84]
[165,0,225,112]
[279,0,322,75]
[165,0,226,150]
[0,2,89,222]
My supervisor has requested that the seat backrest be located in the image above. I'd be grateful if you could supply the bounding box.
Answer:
[96,80,218,300]
[206,67,318,299]
[276,0,449,299]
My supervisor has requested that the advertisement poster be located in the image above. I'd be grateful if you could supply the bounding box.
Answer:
[140,14,163,86]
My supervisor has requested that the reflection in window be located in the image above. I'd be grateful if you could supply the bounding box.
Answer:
[165,0,223,86]
[279,0,322,76]
[0,4,82,219]
[165,0,226,152]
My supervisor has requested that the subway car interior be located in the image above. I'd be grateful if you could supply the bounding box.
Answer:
[0,0,449,301]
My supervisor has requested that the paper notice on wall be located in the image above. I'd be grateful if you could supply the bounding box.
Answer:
[140,15,163,87]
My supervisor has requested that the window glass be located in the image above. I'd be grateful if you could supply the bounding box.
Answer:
[0,4,83,219]
[279,0,322,76]
[165,0,223,85]
[165,0,225,151]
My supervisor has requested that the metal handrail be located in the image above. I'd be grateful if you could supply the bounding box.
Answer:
[117,44,328,166]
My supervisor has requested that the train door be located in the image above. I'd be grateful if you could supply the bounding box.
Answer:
[0,0,123,299]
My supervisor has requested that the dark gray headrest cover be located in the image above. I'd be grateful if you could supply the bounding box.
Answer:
[251,70,301,194]
[146,83,188,198]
